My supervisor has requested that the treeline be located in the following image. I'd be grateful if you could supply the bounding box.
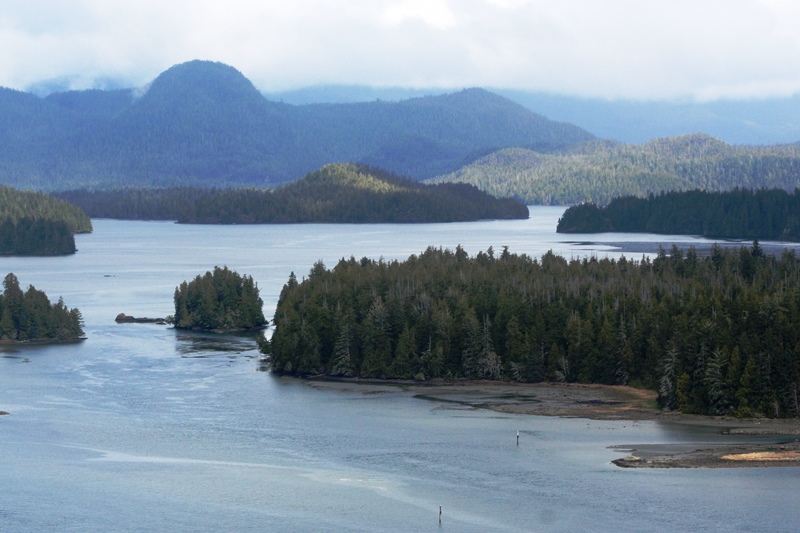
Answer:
[173,266,266,331]
[54,188,207,221]
[557,188,800,239]
[0,218,76,255]
[264,245,800,418]
[0,186,92,233]
[0,273,84,341]
[0,186,92,255]
[429,134,800,205]
[55,163,529,223]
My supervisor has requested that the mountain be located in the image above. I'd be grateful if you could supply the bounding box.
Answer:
[267,84,800,146]
[498,90,800,146]
[0,60,593,190]
[428,133,800,205]
[263,85,447,105]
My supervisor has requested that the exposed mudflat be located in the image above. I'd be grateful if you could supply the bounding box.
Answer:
[305,378,800,468]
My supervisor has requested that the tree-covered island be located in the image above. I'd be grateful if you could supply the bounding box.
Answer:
[557,188,800,240]
[173,266,266,332]
[263,245,800,418]
[0,186,92,256]
[0,273,84,342]
[55,163,529,223]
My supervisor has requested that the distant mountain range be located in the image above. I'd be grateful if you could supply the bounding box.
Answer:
[267,85,800,146]
[500,91,800,146]
[0,60,591,191]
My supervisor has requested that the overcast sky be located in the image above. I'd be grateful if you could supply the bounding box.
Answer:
[2,0,800,101]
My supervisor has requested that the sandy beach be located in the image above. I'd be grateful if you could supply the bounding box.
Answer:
[305,378,800,468]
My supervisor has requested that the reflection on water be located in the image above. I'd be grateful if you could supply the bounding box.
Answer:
[174,329,262,359]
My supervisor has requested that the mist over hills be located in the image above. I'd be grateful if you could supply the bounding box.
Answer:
[0,60,592,191]
[268,85,800,146]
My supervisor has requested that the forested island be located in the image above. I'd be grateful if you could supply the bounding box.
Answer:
[56,163,529,223]
[0,186,92,256]
[173,266,266,332]
[0,273,84,342]
[556,188,800,240]
[263,244,800,418]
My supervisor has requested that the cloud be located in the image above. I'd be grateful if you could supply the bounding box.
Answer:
[1,0,800,100]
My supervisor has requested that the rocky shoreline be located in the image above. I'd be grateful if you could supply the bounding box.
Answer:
[611,441,800,468]
[115,313,168,325]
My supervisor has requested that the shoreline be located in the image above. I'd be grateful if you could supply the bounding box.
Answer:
[303,378,800,468]
[0,336,86,346]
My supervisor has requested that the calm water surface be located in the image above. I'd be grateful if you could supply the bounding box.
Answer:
[1,208,799,532]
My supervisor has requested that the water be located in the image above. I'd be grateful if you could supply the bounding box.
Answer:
[1,208,799,532]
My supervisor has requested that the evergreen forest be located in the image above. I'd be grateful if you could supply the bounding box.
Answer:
[0,186,91,255]
[429,134,800,205]
[0,273,84,342]
[55,163,529,223]
[264,245,800,418]
[173,266,266,332]
[0,218,76,255]
[557,188,800,240]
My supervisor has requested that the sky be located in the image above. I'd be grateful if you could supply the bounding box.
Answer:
[2,0,800,101]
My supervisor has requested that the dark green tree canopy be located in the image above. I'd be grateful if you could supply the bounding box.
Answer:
[264,245,800,418]
[173,266,266,332]
[0,273,84,342]
[0,186,91,256]
[557,188,800,241]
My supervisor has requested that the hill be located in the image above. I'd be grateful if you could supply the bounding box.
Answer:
[0,60,592,190]
[0,187,92,256]
[55,163,529,223]
[428,134,800,205]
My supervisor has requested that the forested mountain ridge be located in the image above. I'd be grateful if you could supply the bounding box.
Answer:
[265,84,800,146]
[0,60,592,190]
[428,134,800,205]
[55,163,529,223]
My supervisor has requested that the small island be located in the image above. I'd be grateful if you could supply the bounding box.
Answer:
[173,266,266,332]
[115,313,167,325]
[0,273,84,342]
